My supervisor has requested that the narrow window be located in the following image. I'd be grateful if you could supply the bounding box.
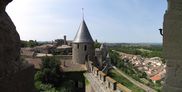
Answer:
[78,81,83,88]
[84,45,87,51]
[77,44,79,49]
[85,55,88,61]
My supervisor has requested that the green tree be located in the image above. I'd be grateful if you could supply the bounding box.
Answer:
[94,40,101,48]
[35,56,61,86]
[41,56,61,85]
[21,40,29,47]
[28,40,39,47]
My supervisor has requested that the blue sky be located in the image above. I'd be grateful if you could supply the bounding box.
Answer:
[6,0,167,43]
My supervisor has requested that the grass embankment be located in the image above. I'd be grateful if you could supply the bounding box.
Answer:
[108,69,145,92]
[85,77,91,92]
[85,77,90,85]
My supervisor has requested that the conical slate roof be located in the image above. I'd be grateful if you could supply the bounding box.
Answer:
[100,43,106,49]
[106,53,110,58]
[73,20,94,43]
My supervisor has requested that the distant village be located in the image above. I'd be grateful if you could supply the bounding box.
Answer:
[117,51,166,82]
[20,19,131,92]
[21,35,72,69]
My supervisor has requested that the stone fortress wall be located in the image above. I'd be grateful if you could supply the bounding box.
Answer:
[163,0,182,91]
[0,64,35,92]
[91,65,131,92]
[0,0,35,92]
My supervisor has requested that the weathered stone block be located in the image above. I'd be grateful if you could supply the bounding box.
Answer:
[163,84,182,92]
[0,64,35,92]
[165,66,182,88]
[163,0,182,91]
[106,76,117,91]
[0,0,35,91]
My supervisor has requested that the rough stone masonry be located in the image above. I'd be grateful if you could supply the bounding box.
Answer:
[0,0,35,92]
[0,0,22,78]
[163,0,182,92]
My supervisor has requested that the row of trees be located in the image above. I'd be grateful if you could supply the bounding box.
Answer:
[21,40,39,47]
[22,39,101,48]
[109,45,162,58]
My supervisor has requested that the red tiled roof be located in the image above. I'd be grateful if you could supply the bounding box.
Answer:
[150,74,161,81]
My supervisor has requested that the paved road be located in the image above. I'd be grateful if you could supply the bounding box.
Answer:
[84,73,111,92]
[113,66,156,92]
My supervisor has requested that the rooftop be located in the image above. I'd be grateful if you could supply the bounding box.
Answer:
[60,63,87,72]
[57,45,72,49]
[73,20,94,43]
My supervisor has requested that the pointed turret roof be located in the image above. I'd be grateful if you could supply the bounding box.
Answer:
[73,19,94,43]
[100,43,106,49]
[106,53,110,58]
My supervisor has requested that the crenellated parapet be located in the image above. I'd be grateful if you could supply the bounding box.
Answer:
[91,65,131,92]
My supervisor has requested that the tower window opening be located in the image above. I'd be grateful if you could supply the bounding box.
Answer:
[85,55,88,61]
[84,45,87,51]
[77,44,79,49]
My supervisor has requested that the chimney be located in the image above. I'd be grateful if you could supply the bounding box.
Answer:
[64,35,67,45]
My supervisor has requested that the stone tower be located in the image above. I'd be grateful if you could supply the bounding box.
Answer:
[100,43,108,60]
[72,19,94,64]
[163,0,182,91]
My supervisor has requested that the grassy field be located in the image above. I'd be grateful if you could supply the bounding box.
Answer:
[108,69,145,92]
[109,45,163,58]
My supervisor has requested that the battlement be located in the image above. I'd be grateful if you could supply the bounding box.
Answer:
[90,65,131,92]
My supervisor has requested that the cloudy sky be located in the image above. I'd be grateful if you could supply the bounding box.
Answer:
[6,0,167,43]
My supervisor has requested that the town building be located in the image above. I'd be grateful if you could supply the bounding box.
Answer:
[21,13,130,92]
